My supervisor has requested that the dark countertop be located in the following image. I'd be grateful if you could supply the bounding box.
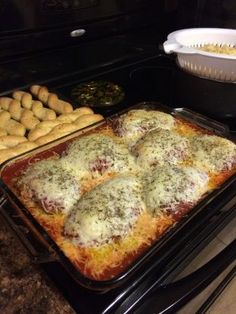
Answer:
[0,215,75,314]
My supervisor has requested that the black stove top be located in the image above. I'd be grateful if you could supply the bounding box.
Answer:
[0,30,161,93]
[1,50,236,133]
[50,54,236,133]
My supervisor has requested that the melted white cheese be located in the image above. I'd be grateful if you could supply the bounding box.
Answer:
[191,134,236,173]
[114,109,175,146]
[133,129,190,168]
[62,133,137,177]
[143,166,209,216]
[20,159,81,214]
[64,175,145,247]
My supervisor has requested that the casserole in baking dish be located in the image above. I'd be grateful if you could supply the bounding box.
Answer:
[1,103,236,288]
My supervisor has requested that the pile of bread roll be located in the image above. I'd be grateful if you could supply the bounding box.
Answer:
[0,85,104,164]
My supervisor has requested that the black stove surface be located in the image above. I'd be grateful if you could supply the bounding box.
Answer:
[1,22,235,132]
[0,29,161,93]
[51,54,236,133]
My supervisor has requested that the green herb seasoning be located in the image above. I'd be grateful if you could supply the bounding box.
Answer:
[71,80,125,107]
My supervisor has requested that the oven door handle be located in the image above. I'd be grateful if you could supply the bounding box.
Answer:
[134,239,236,314]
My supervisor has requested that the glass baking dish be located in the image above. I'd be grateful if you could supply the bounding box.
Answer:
[0,102,236,291]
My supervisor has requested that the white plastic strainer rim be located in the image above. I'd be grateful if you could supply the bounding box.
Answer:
[164,28,236,60]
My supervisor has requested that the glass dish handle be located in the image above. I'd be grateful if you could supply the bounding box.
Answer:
[0,195,57,264]
[173,107,230,136]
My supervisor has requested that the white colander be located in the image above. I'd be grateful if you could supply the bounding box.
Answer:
[163,28,236,83]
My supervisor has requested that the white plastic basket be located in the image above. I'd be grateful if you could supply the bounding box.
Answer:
[163,28,236,83]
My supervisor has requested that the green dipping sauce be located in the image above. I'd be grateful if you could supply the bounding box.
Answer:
[71,80,125,107]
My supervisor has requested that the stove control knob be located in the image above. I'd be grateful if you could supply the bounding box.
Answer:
[70,29,86,37]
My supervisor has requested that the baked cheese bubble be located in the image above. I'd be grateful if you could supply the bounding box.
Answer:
[62,133,137,177]
[190,134,236,173]
[112,109,175,146]
[19,159,81,215]
[133,129,190,168]
[143,165,209,216]
[64,174,145,247]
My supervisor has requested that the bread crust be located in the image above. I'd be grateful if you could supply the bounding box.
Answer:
[0,86,103,164]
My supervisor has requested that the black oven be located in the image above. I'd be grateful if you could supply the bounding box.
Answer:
[0,1,235,313]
